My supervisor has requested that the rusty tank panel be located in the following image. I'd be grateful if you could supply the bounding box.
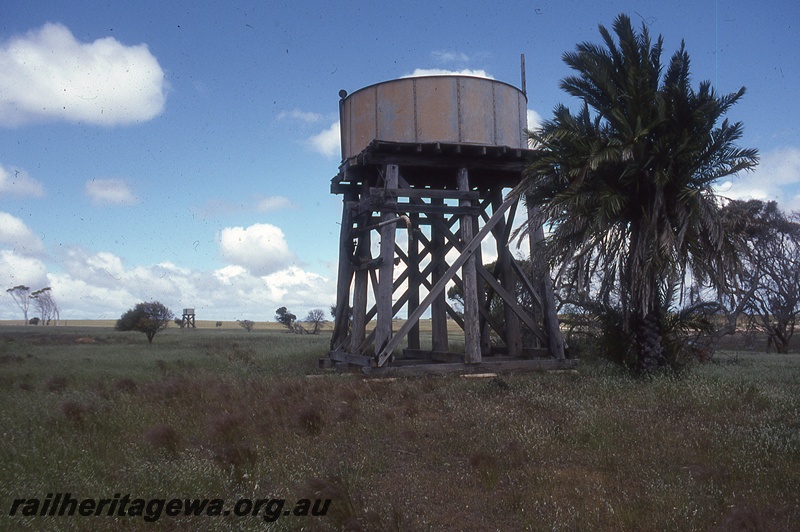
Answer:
[339,75,528,162]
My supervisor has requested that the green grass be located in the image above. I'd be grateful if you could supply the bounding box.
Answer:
[0,326,798,530]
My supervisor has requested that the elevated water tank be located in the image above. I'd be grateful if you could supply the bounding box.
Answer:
[339,75,528,162]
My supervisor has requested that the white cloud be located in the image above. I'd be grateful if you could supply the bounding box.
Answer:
[277,109,323,123]
[261,266,329,305]
[0,23,167,126]
[218,223,294,276]
[195,194,292,218]
[0,211,45,255]
[85,251,126,280]
[308,121,341,158]
[214,264,248,285]
[715,146,800,211]
[0,165,44,197]
[19,247,334,321]
[527,108,543,132]
[255,195,292,212]
[432,51,470,63]
[403,68,494,79]
[85,178,138,206]
[0,249,48,291]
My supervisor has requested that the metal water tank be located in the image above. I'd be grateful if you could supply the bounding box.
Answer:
[339,75,528,162]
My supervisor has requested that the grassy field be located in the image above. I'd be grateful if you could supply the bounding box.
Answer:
[0,320,297,330]
[0,325,798,531]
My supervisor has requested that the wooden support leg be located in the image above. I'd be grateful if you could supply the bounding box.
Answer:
[526,199,565,359]
[350,186,371,353]
[374,164,399,358]
[331,194,357,351]
[492,190,522,357]
[407,212,421,350]
[471,208,492,356]
[431,197,449,352]
[458,169,481,363]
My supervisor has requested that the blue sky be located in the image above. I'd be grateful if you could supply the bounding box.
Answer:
[1,0,798,321]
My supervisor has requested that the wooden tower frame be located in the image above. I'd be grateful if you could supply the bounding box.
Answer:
[325,139,570,375]
[181,308,196,329]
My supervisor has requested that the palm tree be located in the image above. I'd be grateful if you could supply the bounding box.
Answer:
[516,14,758,372]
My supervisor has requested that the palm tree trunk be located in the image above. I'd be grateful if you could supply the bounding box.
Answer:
[635,308,666,372]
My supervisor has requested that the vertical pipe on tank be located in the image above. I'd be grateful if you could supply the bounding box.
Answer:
[338,90,347,161]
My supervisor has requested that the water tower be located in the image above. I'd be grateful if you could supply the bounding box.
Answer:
[325,74,570,374]
[181,308,196,328]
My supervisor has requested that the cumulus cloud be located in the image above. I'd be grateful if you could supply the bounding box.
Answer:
[404,68,494,79]
[0,211,45,255]
[85,178,138,206]
[0,22,167,126]
[195,194,292,218]
[0,165,44,197]
[0,249,48,291]
[255,195,292,212]
[218,223,294,276]
[527,108,543,132]
[715,146,800,210]
[432,51,470,63]
[277,109,323,123]
[26,247,334,321]
[261,266,329,304]
[308,121,340,158]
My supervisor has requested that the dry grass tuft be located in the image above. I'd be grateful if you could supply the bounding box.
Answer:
[714,504,796,531]
[142,424,181,453]
[304,476,360,529]
[205,412,246,443]
[468,450,501,488]
[297,403,325,435]
[211,443,257,475]
[45,376,68,392]
[0,354,25,364]
[114,377,137,393]
[401,395,419,418]
[59,400,89,423]
[92,381,110,400]
[144,376,194,401]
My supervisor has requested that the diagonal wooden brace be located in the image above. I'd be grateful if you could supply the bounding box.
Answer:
[375,193,520,367]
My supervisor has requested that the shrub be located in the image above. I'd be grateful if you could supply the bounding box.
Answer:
[275,307,296,331]
[237,319,255,332]
[115,301,174,343]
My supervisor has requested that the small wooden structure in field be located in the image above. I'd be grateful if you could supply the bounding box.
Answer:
[324,75,572,375]
[181,308,196,329]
